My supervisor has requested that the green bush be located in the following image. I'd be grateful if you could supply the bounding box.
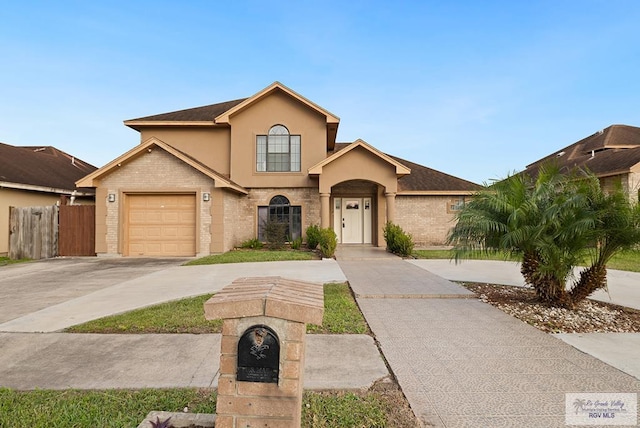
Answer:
[291,236,303,250]
[306,224,321,249]
[240,238,263,249]
[318,227,337,258]
[262,219,287,249]
[383,222,414,257]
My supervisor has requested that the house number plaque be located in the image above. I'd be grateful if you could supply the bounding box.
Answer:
[237,325,279,383]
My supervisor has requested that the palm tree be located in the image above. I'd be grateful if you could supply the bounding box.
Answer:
[447,165,640,308]
[568,178,640,304]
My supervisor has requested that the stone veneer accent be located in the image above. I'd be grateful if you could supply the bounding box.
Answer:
[100,149,214,256]
[222,187,321,251]
[395,195,460,246]
[204,277,324,428]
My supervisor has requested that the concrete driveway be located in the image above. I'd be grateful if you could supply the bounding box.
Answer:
[0,257,188,324]
[0,257,346,332]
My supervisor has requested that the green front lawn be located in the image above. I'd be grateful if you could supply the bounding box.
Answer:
[0,388,394,428]
[0,388,215,428]
[65,283,367,335]
[185,249,318,265]
[413,249,640,272]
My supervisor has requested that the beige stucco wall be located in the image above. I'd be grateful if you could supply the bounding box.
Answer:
[229,90,327,188]
[318,146,398,194]
[98,148,215,256]
[139,127,231,177]
[394,195,461,246]
[0,188,62,256]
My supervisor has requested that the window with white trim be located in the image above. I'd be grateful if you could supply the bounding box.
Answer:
[256,125,301,172]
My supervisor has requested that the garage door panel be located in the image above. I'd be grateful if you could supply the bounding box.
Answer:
[126,194,196,257]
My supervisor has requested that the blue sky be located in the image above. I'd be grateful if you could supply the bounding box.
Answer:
[2,1,639,184]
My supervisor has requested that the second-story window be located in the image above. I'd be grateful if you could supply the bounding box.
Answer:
[256,125,301,172]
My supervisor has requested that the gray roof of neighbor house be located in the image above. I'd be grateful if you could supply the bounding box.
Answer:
[524,124,640,177]
[126,98,247,125]
[0,142,97,193]
[331,143,481,192]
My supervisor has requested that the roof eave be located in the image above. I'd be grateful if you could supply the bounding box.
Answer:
[1,181,94,196]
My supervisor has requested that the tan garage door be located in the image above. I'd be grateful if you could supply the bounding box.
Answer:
[126,194,196,257]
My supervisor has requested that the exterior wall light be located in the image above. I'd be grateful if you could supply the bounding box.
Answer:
[108,194,116,203]
[203,192,210,202]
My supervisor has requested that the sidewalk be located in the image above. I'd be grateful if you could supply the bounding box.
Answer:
[338,255,640,427]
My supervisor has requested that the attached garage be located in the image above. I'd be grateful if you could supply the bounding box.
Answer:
[125,193,196,256]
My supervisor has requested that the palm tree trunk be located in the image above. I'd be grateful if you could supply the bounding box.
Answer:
[521,251,571,306]
[569,264,608,306]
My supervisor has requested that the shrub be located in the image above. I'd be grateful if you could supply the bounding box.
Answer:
[318,227,337,258]
[240,238,263,249]
[262,218,287,249]
[383,222,414,257]
[306,224,321,250]
[291,236,303,250]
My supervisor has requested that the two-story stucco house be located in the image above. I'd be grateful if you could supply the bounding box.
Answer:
[77,82,479,257]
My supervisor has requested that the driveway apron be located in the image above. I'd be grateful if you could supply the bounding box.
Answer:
[338,258,640,427]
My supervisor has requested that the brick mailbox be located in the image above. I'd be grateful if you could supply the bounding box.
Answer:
[204,277,324,428]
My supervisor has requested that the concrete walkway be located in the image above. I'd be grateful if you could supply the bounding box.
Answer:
[337,252,640,427]
[410,258,640,381]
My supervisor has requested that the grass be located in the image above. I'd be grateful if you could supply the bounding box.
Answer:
[0,257,31,266]
[0,387,399,428]
[66,283,368,335]
[413,249,519,261]
[185,249,318,265]
[66,294,222,334]
[302,391,386,427]
[0,388,216,428]
[413,249,640,272]
[307,283,369,334]
[605,250,640,272]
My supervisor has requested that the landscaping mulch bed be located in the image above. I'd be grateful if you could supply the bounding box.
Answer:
[462,282,640,334]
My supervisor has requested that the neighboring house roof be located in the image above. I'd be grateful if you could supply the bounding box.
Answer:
[524,124,640,178]
[0,142,96,195]
[330,142,481,194]
[76,137,248,194]
[124,82,341,150]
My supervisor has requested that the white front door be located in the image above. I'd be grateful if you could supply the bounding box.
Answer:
[342,199,363,243]
[334,198,372,244]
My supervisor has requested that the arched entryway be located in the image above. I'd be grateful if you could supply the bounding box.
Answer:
[331,180,377,244]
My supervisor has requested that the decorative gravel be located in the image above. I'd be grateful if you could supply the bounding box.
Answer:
[462,282,640,334]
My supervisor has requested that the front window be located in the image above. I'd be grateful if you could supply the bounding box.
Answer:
[256,125,301,172]
[258,195,302,241]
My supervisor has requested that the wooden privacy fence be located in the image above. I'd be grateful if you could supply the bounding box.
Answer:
[9,205,95,259]
[58,205,95,256]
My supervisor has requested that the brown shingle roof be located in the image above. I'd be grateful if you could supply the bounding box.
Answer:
[0,142,97,192]
[330,143,480,192]
[525,124,640,177]
[127,98,247,122]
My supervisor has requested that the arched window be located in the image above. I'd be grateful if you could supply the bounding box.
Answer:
[257,195,302,241]
[256,125,301,172]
